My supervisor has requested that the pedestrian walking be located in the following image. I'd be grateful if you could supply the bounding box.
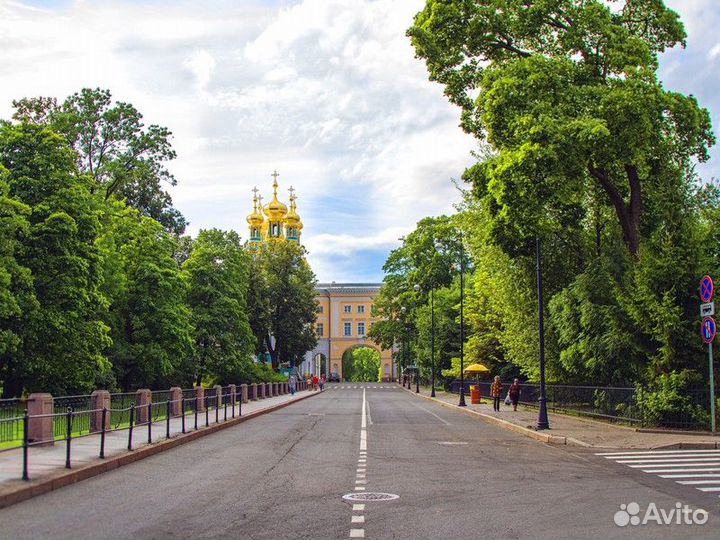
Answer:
[490,376,503,412]
[312,375,319,391]
[508,378,521,411]
[289,374,297,396]
[320,375,326,391]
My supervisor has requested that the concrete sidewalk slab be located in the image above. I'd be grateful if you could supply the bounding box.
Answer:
[403,385,720,450]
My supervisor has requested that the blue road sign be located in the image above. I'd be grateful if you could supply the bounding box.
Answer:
[700,275,714,303]
[701,316,716,344]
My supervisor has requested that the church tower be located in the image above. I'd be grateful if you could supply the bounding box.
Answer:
[247,171,303,244]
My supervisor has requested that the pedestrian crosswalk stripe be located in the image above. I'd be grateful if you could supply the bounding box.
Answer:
[599,449,720,499]
[598,449,720,456]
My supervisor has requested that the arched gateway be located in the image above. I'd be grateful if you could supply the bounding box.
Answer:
[301,283,395,382]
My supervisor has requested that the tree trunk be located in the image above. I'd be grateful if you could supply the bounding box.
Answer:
[588,165,641,257]
[265,334,279,370]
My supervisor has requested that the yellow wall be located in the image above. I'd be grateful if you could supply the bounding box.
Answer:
[314,286,394,381]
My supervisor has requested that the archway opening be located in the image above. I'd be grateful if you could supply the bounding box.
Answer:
[342,347,381,382]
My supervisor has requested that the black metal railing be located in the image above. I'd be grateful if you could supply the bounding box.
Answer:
[447,380,714,430]
[0,380,307,481]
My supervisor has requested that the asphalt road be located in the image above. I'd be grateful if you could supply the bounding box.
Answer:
[0,384,717,540]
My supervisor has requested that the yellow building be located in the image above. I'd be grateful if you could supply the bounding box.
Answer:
[305,283,395,382]
[247,173,395,381]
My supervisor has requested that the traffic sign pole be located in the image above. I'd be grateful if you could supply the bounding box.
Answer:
[709,343,716,433]
[700,276,717,432]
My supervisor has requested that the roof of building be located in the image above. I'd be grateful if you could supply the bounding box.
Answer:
[315,282,383,294]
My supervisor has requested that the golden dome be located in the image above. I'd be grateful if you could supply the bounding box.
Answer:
[246,188,264,226]
[263,174,288,221]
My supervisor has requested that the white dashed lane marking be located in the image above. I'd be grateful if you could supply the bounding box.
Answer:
[599,450,720,498]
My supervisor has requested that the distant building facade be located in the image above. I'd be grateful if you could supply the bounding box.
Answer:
[300,283,395,382]
[247,174,394,381]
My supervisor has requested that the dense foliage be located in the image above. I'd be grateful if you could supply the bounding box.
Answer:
[374,0,720,425]
[0,89,317,397]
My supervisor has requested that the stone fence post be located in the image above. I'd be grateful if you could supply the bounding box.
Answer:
[195,386,205,412]
[169,387,182,417]
[240,383,248,403]
[213,385,222,410]
[135,389,151,424]
[250,383,257,400]
[229,384,237,408]
[90,390,110,433]
[27,393,54,445]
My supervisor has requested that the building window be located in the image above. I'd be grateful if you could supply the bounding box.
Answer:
[317,323,324,337]
[344,305,352,314]
[344,322,352,336]
[357,305,365,314]
[358,322,365,337]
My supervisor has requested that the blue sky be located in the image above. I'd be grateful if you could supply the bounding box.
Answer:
[1,0,718,283]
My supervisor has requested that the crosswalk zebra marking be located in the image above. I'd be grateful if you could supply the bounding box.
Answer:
[599,449,720,498]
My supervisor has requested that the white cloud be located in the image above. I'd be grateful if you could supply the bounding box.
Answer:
[1,0,716,282]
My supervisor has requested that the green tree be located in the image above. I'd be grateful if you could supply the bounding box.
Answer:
[100,206,194,390]
[343,347,381,382]
[247,241,318,370]
[0,122,111,395]
[13,88,187,234]
[184,229,255,385]
[0,167,38,396]
[409,0,713,257]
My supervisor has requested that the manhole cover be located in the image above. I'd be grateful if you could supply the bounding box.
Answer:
[343,492,399,502]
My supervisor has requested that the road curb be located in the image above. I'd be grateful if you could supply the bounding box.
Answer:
[0,390,319,510]
[402,386,569,445]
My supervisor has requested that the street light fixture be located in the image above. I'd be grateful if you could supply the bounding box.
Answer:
[536,235,550,430]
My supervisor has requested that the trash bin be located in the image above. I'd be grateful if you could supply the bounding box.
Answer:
[470,385,481,404]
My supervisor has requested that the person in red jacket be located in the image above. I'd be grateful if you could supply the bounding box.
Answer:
[312,375,319,391]
[490,376,503,412]
[508,379,521,411]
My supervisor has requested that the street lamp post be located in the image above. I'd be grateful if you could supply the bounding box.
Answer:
[458,237,466,407]
[536,235,550,430]
[430,284,436,398]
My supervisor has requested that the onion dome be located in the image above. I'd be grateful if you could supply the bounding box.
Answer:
[262,173,288,222]
[246,188,264,227]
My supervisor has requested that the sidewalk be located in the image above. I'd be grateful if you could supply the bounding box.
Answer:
[0,388,318,498]
[406,385,719,449]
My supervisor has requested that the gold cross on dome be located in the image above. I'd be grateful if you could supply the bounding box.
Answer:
[288,185,295,199]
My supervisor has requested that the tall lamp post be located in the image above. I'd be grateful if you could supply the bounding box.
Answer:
[413,284,420,393]
[430,284,436,398]
[458,236,466,407]
[536,235,550,430]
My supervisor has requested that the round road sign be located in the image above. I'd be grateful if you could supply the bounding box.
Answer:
[701,316,716,344]
[700,275,714,303]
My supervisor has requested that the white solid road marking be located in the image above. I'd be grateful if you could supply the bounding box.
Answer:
[355,486,366,491]
[598,450,720,456]
[618,457,720,464]
[350,529,365,538]
[600,450,720,498]
[355,480,367,484]
[352,516,365,523]
[352,504,365,511]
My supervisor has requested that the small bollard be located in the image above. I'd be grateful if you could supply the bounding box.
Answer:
[100,407,107,459]
[22,411,29,481]
[194,397,198,430]
[147,402,152,444]
[166,400,171,439]
[128,405,135,451]
[65,407,73,469]
[181,397,186,434]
